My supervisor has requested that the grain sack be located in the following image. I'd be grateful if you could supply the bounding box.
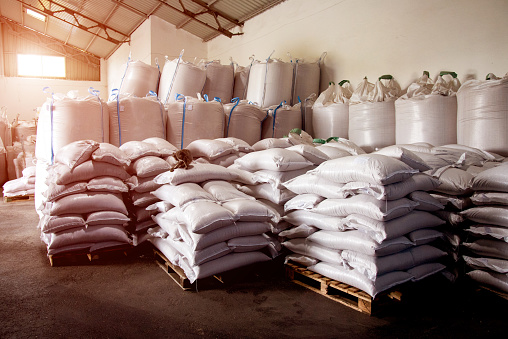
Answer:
[36,88,109,163]
[166,96,224,149]
[223,100,266,146]
[261,102,302,139]
[457,74,508,156]
[471,165,508,192]
[283,172,346,199]
[233,148,312,172]
[201,60,234,103]
[467,270,508,293]
[246,57,293,108]
[395,72,459,146]
[312,82,351,140]
[108,93,166,147]
[283,210,348,232]
[158,52,206,104]
[282,238,343,264]
[461,206,508,227]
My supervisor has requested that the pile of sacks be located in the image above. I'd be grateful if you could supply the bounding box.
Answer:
[148,158,280,283]
[281,151,448,297]
[122,138,178,245]
[38,141,132,257]
[2,165,36,198]
[462,161,508,293]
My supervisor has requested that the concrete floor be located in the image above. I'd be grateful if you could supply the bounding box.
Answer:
[0,198,507,339]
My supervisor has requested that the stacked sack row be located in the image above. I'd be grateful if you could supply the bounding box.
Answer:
[281,149,449,298]
[121,138,178,246]
[462,161,508,293]
[2,166,36,199]
[148,159,280,283]
[38,141,132,257]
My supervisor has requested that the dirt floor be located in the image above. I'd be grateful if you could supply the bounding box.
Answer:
[0,197,507,338]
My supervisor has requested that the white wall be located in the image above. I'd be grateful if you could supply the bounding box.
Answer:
[207,0,508,91]
[0,62,107,122]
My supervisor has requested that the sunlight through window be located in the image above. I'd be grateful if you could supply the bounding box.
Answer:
[17,54,65,78]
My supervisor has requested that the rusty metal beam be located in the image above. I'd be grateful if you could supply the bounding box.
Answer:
[188,0,241,27]
[15,0,129,45]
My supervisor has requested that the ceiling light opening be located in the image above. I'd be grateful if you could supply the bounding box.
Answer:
[26,8,46,22]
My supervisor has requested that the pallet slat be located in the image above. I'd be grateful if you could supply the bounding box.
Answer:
[48,245,131,266]
[3,194,34,203]
[285,262,401,315]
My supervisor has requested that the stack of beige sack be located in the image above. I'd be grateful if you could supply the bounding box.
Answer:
[122,138,178,245]
[2,165,36,198]
[39,141,132,258]
[282,152,448,298]
[148,158,280,283]
[462,161,508,293]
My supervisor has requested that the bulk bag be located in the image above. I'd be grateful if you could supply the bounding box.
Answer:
[312,81,352,140]
[10,117,37,143]
[201,60,234,104]
[0,107,11,147]
[108,92,166,147]
[224,99,267,146]
[232,59,252,100]
[246,55,293,108]
[261,102,302,139]
[396,72,459,146]
[119,59,160,98]
[36,88,109,164]
[457,73,508,156]
[290,52,326,105]
[166,95,225,149]
[158,51,206,104]
[349,76,400,153]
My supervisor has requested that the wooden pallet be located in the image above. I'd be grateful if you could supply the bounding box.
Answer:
[478,285,508,301]
[3,194,34,203]
[285,262,402,315]
[154,249,196,290]
[49,245,132,267]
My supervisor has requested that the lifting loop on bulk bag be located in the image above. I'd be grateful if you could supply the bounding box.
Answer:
[147,90,167,140]
[175,93,187,150]
[226,97,241,137]
[42,86,55,164]
[88,87,105,143]
[271,101,285,138]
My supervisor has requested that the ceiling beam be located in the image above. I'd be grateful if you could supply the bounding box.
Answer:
[188,0,241,27]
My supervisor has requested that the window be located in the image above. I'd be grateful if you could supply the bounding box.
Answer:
[17,54,66,78]
[26,8,46,22]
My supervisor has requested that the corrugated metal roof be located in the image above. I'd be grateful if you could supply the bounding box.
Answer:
[0,0,286,59]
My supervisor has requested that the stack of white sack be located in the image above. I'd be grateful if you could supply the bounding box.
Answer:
[5,140,36,181]
[462,162,508,293]
[281,153,448,298]
[349,76,402,153]
[200,60,234,104]
[38,140,132,257]
[148,162,279,283]
[2,165,36,198]
[261,101,302,139]
[108,92,167,147]
[312,81,352,140]
[158,51,206,104]
[165,95,225,149]
[395,71,460,146]
[118,59,160,98]
[35,88,109,217]
[188,137,254,168]
[123,139,178,246]
[223,100,267,146]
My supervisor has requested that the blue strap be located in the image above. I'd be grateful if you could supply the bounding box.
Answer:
[148,91,167,140]
[214,97,221,103]
[43,87,55,164]
[226,97,240,137]
[298,96,301,103]
[271,101,284,138]
[176,94,186,149]
[89,87,105,143]
[165,50,184,104]
[118,55,131,94]
[203,94,209,102]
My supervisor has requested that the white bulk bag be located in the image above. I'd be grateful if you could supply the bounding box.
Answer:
[457,73,508,156]
[158,51,207,104]
[119,59,160,98]
[246,56,293,108]
[36,88,109,164]
[201,60,234,104]
[108,93,166,147]
[261,102,302,139]
[166,96,225,149]
[223,100,267,146]
[290,52,325,105]
[396,72,459,146]
[312,82,351,140]
[349,76,400,153]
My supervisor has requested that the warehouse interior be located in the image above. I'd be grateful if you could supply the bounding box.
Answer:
[1,0,508,337]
